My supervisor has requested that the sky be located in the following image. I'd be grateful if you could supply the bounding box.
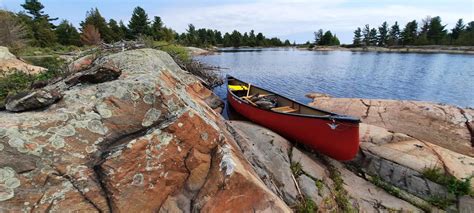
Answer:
[1,0,473,44]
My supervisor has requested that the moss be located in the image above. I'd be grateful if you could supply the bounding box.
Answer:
[370,176,401,197]
[427,195,454,209]
[0,71,35,103]
[422,167,472,196]
[315,179,324,195]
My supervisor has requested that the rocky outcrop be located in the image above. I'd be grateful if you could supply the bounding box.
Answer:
[229,120,423,212]
[0,49,289,212]
[307,93,474,157]
[0,46,47,75]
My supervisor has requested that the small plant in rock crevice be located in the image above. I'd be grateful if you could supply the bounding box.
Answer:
[421,167,472,196]
[294,196,318,213]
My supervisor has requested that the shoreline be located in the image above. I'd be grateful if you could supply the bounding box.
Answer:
[305,45,474,55]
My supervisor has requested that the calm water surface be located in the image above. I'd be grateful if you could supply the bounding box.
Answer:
[197,48,474,108]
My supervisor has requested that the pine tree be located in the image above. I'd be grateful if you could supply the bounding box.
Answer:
[353,27,362,46]
[150,16,163,40]
[401,20,418,45]
[230,30,242,47]
[387,22,400,46]
[108,19,124,42]
[377,21,389,46]
[119,21,132,40]
[80,24,101,45]
[81,8,113,43]
[128,6,150,39]
[362,24,370,46]
[248,30,256,47]
[256,32,265,46]
[314,29,323,45]
[55,20,80,46]
[427,16,447,44]
[451,19,465,40]
[20,0,57,47]
[186,24,198,46]
[369,28,378,46]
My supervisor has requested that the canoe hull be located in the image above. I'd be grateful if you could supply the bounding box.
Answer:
[227,92,359,161]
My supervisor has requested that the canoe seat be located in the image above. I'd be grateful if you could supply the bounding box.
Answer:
[228,85,249,91]
[271,106,297,113]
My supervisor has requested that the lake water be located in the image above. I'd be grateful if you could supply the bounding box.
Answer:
[197,48,474,108]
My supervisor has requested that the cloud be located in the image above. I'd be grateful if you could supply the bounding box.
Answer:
[158,0,473,43]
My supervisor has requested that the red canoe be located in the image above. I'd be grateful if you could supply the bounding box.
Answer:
[227,76,360,161]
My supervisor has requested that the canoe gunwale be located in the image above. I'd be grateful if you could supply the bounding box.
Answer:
[226,75,361,124]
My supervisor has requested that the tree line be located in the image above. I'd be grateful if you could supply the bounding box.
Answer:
[314,29,340,46]
[0,0,291,50]
[352,16,474,47]
[178,25,292,47]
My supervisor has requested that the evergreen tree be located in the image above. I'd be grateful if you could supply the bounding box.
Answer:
[150,16,163,40]
[314,29,323,45]
[215,30,223,44]
[320,31,333,45]
[353,27,362,46]
[427,16,447,44]
[330,34,340,45]
[80,24,101,45]
[119,21,132,40]
[108,19,124,42]
[20,0,57,47]
[401,20,418,45]
[362,24,370,46]
[242,32,249,46]
[455,21,474,45]
[256,32,265,46]
[284,39,291,46]
[222,32,231,47]
[128,6,150,38]
[369,28,378,46]
[248,30,256,47]
[230,30,242,47]
[186,24,198,46]
[55,20,80,46]
[451,19,465,40]
[377,21,389,46]
[387,22,400,46]
[81,8,113,43]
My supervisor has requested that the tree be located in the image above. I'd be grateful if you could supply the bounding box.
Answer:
[119,21,132,40]
[80,24,101,45]
[362,24,370,46]
[248,30,256,47]
[55,20,80,46]
[387,22,400,46]
[401,20,418,45]
[314,29,323,45]
[185,24,198,46]
[230,30,242,47]
[353,27,362,46]
[128,6,150,38]
[108,19,124,42]
[0,10,28,50]
[150,16,163,40]
[20,0,57,47]
[427,16,447,44]
[81,8,113,43]
[451,19,465,40]
[377,21,389,46]
[330,34,340,45]
[284,39,291,46]
[256,32,265,46]
[369,28,378,46]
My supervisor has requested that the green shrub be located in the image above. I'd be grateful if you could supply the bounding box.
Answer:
[422,167,472,196]
[153,41,190,62]
[0,71,35,103]
[294,197,318,213]
[290,162,304,177]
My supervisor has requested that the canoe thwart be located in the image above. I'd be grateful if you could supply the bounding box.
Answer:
[271,106,298,113]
